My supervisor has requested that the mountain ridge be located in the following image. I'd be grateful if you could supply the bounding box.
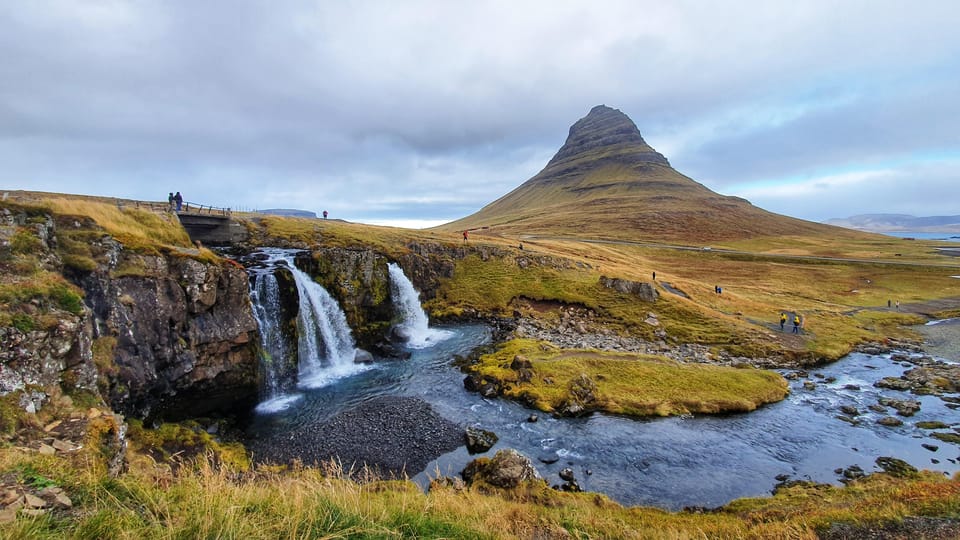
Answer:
[826,214,960,233]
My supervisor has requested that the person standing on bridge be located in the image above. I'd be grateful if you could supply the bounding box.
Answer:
[174,191,183,212]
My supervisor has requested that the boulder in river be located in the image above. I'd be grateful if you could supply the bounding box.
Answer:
[465,426,498,454]
[461,449,543,489]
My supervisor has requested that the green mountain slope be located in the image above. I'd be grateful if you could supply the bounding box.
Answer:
[440,105,865,243]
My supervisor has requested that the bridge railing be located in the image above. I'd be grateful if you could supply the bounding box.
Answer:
[180,201,231,216]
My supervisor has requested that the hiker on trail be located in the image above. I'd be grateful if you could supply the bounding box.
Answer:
[792,314,801,334]
[652,271,656,280]
[463,230,469,244]
[518,242,523,250]
[323,210,328,219]
[167,192,174,212]
[780,312,787,331]
[887,299,892,308]
[174,191,183,212]
[896,300,900,311]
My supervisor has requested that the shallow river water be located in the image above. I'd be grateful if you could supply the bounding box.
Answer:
[246,324,960,510]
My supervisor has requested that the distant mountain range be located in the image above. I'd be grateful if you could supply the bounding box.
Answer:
[825,214,960,233]
[259,208,318,218]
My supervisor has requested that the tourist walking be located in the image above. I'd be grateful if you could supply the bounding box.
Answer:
[462,230,469,244]
[174,191,183,212]
[652,271,656,280]
[792,314,801,334]
[167,192,174,212]
[323,210,328,219]
[780,312,787,331]
[895,300,900,311]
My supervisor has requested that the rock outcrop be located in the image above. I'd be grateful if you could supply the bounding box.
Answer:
[0,203,259,420]
[81,252,259,419]
[461,449,542,489]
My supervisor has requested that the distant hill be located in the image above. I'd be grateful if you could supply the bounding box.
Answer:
[825,214,960,234]
[259,209,318,219]
[439,105,865,243]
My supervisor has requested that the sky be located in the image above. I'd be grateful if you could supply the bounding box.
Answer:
[2,1,958,228]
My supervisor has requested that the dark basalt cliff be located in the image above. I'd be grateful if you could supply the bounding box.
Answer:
[0,206,259,420]
[81,252,258,419]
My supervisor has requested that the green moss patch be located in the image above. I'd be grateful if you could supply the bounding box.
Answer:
[468,339,789,417]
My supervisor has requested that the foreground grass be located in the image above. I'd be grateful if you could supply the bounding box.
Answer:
[2,441,958,539]
[468,339,789,416]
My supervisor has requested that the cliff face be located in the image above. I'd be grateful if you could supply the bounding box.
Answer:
[0,204,259,420]
[82,252,259,419]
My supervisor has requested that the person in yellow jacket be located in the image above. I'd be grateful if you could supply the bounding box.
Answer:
[779,312,787,331]
[792,314,801,334]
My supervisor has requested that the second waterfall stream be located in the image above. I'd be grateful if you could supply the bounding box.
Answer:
[387,262,452,348]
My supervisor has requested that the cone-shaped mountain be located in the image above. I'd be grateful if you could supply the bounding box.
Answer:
[441,105,856,242]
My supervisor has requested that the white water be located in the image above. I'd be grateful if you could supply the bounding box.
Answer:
[388,262,452,348]
[249,249,369,413]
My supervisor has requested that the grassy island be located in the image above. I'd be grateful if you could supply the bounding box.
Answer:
[468,339,790,417]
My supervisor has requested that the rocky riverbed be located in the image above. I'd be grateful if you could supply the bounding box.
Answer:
[246,396,464,478]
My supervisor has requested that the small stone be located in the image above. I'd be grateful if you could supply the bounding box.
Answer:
[53,493,72,508]
[844,384,861,391]
[877,416,904,427]
[922,443,939,452]
[839,405,860,416]
[87,408,102,419]
[527,414,538,423]
[0,504,19,524]
[24,493,46,509]
[43,420,62,432]
[803,381,817,391]
[52,439,77,452]
[38,443,56,455]
[1,489,20,506]
[559,467,576,482]
[20,508,46,517]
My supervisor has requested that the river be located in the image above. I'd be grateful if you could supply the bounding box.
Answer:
[244,323,960,510]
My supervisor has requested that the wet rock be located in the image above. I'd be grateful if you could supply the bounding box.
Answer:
[841,465,866,480]
[559,467,576,482]
[803,381,817,391]
[875,377,912,391]
[527,414,538,423]
[915,421,950,430]
[844,384,861,391]
[878,397,921,417]
[538,452,560,464]
[922,443,940,452]
[877,416,904,427]
[868,404,887,414]
[353,349,374,364]
[875,456,918,477]
[931,432,960,445]
[839,405,860,416]
[461,449,542,489]
[465,427,498,454]
[836,415,860,425]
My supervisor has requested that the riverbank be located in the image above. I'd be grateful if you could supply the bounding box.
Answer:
[915,318,960,363]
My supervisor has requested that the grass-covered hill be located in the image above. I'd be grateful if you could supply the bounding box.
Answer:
[440,105,870,244]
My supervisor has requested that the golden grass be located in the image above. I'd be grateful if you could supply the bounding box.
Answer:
[470,339,789,416]
[44,198,192,252]
[1,440,957,539]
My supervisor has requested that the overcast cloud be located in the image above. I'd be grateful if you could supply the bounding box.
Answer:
[1,0,958,226]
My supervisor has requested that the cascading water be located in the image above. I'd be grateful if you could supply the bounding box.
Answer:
[248,249,367,413]
[388,262,452,348]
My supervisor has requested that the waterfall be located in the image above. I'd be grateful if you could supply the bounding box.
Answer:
[248,249,367,413]
[388,262,452,348]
